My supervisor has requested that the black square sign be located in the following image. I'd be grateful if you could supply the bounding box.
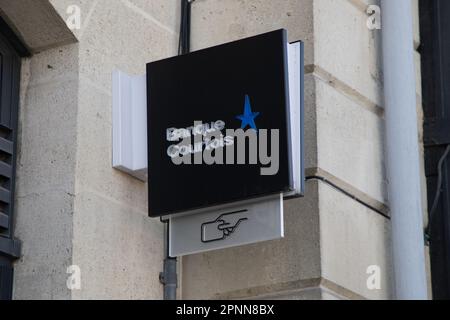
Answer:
[147,29,293,217]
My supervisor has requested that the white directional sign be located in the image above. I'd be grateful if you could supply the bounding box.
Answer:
[169,194,284,257]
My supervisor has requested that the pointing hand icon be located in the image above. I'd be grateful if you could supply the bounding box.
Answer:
[201,210,248,243]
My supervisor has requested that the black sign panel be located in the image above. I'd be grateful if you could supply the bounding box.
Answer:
[147,29,292,217]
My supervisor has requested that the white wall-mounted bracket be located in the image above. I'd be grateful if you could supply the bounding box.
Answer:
[112,70,148,181]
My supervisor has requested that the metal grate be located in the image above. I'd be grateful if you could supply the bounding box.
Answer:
[0,126,14,237]
[0,33,20,241]
[0,16,28,300]
[0,260,13,300]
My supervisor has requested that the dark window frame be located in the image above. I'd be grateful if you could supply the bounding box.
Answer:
[0,16,28,300]
[420,0,450,299]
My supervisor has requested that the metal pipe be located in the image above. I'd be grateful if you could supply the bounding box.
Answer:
[381,0,428,299]
[160,222,177,300]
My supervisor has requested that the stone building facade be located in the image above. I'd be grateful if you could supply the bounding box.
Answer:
[0,0,428,299]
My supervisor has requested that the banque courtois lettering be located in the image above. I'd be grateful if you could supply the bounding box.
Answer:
[166,120,280,176]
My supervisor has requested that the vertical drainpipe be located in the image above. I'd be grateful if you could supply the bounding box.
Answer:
[380,0,428,299]
[160,222,177,300]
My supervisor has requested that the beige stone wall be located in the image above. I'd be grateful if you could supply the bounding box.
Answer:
[13,43,79,299]
[51,0,179,299]
[1,0,428,299]
[313,0,392,300]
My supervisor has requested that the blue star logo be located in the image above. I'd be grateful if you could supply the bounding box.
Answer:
[236,95,260,130]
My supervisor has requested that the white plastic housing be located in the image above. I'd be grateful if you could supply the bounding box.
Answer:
[112,70,148,181]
